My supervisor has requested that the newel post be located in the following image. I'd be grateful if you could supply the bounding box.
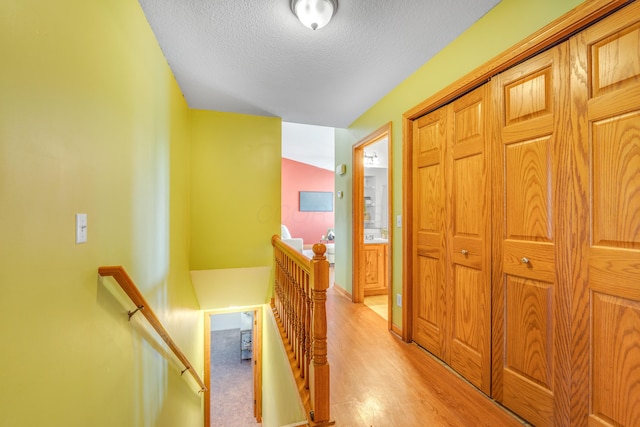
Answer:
[309,243,330,423]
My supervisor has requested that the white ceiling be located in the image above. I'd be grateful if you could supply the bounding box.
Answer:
[137,0,501,128]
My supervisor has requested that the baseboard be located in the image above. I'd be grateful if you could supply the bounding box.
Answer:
[331,282,352,300]
[391,323,403,338]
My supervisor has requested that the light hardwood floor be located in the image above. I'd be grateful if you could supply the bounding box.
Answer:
[363,295,388,321]
[326,285,526,427]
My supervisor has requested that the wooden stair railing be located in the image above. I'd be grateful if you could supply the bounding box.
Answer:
[271,236,334,426]
[98,265,206,393]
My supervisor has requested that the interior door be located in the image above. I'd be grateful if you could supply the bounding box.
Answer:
[352,124,392,315]
[412,107,448,361]
[447,85,491,394]
[491,44,570,427]
[252,308,262,422]
[574,5,640,426]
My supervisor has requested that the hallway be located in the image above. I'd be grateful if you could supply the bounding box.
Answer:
[326,285,526,426]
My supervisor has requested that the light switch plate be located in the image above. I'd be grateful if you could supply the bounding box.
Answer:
[396,293,402,307]
[396,214,402,228]
[76,213,87,244]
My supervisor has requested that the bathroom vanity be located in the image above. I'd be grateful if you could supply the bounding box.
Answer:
[364,239,387,296]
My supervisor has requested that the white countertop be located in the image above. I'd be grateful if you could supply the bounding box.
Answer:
[364,238,388,244]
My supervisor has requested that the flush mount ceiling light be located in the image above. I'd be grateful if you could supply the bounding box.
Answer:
[290,0,338,30]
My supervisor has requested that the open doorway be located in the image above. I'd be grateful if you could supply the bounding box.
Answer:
[204,307,263,426]
[352,123,392,328]
[281,122,335,252]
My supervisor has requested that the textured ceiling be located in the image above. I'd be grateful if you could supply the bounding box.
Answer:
[138,0,501,128]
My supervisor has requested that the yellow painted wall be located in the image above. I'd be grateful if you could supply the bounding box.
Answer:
[189,110,281,271]
[191,266,273,310]
[0,0,203,425]
[189,110,281,305]
[334,0,585,327]
[262,309,307,426]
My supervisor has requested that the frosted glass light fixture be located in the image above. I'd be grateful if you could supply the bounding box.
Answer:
[364,151,379,166]
[290,0,338,30]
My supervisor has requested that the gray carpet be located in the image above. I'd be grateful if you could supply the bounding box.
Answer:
[210,328,259,426]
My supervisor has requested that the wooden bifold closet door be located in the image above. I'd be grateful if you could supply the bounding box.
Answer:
[572,3,640,426]
[412,102,448,362]
[409,3,640,425]
[412,85,492,394]
[491,4,640,425]
[491,42,571,427]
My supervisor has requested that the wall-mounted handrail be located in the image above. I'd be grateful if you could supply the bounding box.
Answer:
[98,265,207,392]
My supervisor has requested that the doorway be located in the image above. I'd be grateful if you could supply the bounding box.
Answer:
[204,307,263,426]
[352,123,392,329]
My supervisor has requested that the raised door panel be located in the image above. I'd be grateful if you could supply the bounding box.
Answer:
[364,245,381,286]
[592,113,640,249]
[364,244,387,296]
[450,264,486,388]
[414,253,445,355]
[448,85,492,394]
[591,293,640,427]
[413,109,448,360]
[590,17,640,98]
[577,7,640,425]
[492,44,569,427]
[504,137,553,242]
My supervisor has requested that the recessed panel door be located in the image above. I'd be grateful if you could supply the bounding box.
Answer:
[492,44,570,427]
[412,109,448,361]
[447,85,492,394]
[575,5,640,426]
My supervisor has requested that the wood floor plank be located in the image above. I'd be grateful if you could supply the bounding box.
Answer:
[326,285,525,427]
